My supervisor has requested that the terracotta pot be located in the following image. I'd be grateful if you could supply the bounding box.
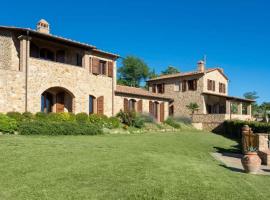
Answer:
[241,152,261,174]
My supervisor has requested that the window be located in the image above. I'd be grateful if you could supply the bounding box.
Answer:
[40,48,55,61]
[219,83,226,93]
[152,84,156,93]
[56,50,65,63]
[182,80,187,92]
[207,79,215,91]
[41,92,53,113]
[188,79,197,91]
[242,103,248,115]
[89,95,97,114]
[174,82,180,92]
[157,83,165,93]
[99,60,107,75]
[128,99,136,111]
[76,53,83,66]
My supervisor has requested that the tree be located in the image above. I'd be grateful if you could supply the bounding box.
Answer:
[148,68,158,79]
[243,91,259,116]
[186,102,199,120]
[243,91,259,100]
[161,66,180,75]
[260,102,270,122]
[118,56,149,87]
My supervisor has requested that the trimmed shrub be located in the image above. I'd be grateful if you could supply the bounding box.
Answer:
[35,112,48,120]
[47,112,75,122]
[75,112,89,123]
[224,120,270,138]
[18,121,103,135]
[165,117,181,129]
[22,112,34,120]
[0,114,17,134]
[6,112,23,122]
[173,116,192,124]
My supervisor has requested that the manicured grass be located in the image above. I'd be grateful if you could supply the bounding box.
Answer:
[0,131,270,200]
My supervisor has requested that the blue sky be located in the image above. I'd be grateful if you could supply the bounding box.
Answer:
[1,0,269,103]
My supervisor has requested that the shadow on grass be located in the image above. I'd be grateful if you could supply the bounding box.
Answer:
[214,144,242,155]
[219,164,245,173]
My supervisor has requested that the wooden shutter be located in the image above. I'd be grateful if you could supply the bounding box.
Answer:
[92,58,100,75]
[149,101,153,115]
[160,102,165,122]
[124,98,129,112]
[213,81,215,91]
[108,61,114,78]
[161,83,165,93]
[207,79,211,90]
[137,100,143,113]
[182,80,187,92]
[152,84,156,93]
[89,57,92,73]
[97,96,104,115]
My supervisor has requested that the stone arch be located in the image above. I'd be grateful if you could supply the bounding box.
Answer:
[41,86,75,113]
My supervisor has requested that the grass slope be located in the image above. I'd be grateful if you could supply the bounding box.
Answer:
[0,131,270,200]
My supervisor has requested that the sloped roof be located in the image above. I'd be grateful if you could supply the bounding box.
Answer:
[115,85,172,101]
[147,68,228,82]
[0,25,119,58]
[202,92,255,102]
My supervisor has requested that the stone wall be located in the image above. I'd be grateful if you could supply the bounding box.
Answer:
[149,74,205,117]
[27,58,114,115]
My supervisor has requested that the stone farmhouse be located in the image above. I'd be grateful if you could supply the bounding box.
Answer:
[0,19,254,126]
[147,61,254,129]
[0,20,171,122]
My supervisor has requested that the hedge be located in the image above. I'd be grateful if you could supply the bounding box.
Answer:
[224,120,270,138]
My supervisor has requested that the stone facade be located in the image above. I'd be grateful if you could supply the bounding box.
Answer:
[0,23,170,121]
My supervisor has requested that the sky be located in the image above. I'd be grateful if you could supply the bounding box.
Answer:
[1,0,269,103]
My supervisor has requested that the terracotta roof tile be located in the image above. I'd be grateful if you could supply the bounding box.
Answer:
[115,85,172,101]
[147,68,228,81]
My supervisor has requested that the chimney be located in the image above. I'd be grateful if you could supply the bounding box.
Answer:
[37,19,50,34]
[197,60,205,72]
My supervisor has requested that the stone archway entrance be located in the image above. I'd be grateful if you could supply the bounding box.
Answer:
[41,87,74,113]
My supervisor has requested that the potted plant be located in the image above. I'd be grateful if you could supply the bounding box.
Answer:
[241,146,261,174]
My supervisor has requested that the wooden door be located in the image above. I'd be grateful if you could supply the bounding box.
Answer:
[56,92,65,113]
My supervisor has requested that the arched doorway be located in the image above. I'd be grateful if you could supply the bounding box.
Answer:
[41,87,74,113]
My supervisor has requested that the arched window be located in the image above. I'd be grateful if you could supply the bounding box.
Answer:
[40,48,55,61]
[89,95,96,114]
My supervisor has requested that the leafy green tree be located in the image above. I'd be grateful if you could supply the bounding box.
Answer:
[161,66,180,75]
[260,102,270,122]
[118,56,149,87]
[186,103,199,120]
[243,91,259,116]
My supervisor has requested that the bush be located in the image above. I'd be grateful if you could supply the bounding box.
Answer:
[18,121,103,135]
[165,117,181,129]
[138,113,155,123]
[6,112,23,122]
[47,112,75,122]
[22,112,34,120]
[224,120,270,138]
[173,116,192,124]
[106,117,121,129]
[35,112,48,120]
[116,110,145,128]
[0,114,17,134]
[75,112,89,123]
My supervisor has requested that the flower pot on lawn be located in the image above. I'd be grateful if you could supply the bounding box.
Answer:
[241,152,261,174]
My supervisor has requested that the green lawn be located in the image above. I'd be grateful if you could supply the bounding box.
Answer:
[0,131,270,200]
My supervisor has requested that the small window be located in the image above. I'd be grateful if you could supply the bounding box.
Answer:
[188,79,197,91]
[76,53,83,66]
[219,83,226,94]
[169,105,174,116]
[207,79,215,91]
[152,84,156,93]
[99,60,107,75]
[40,48,55,61]
[157,83,165,94]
